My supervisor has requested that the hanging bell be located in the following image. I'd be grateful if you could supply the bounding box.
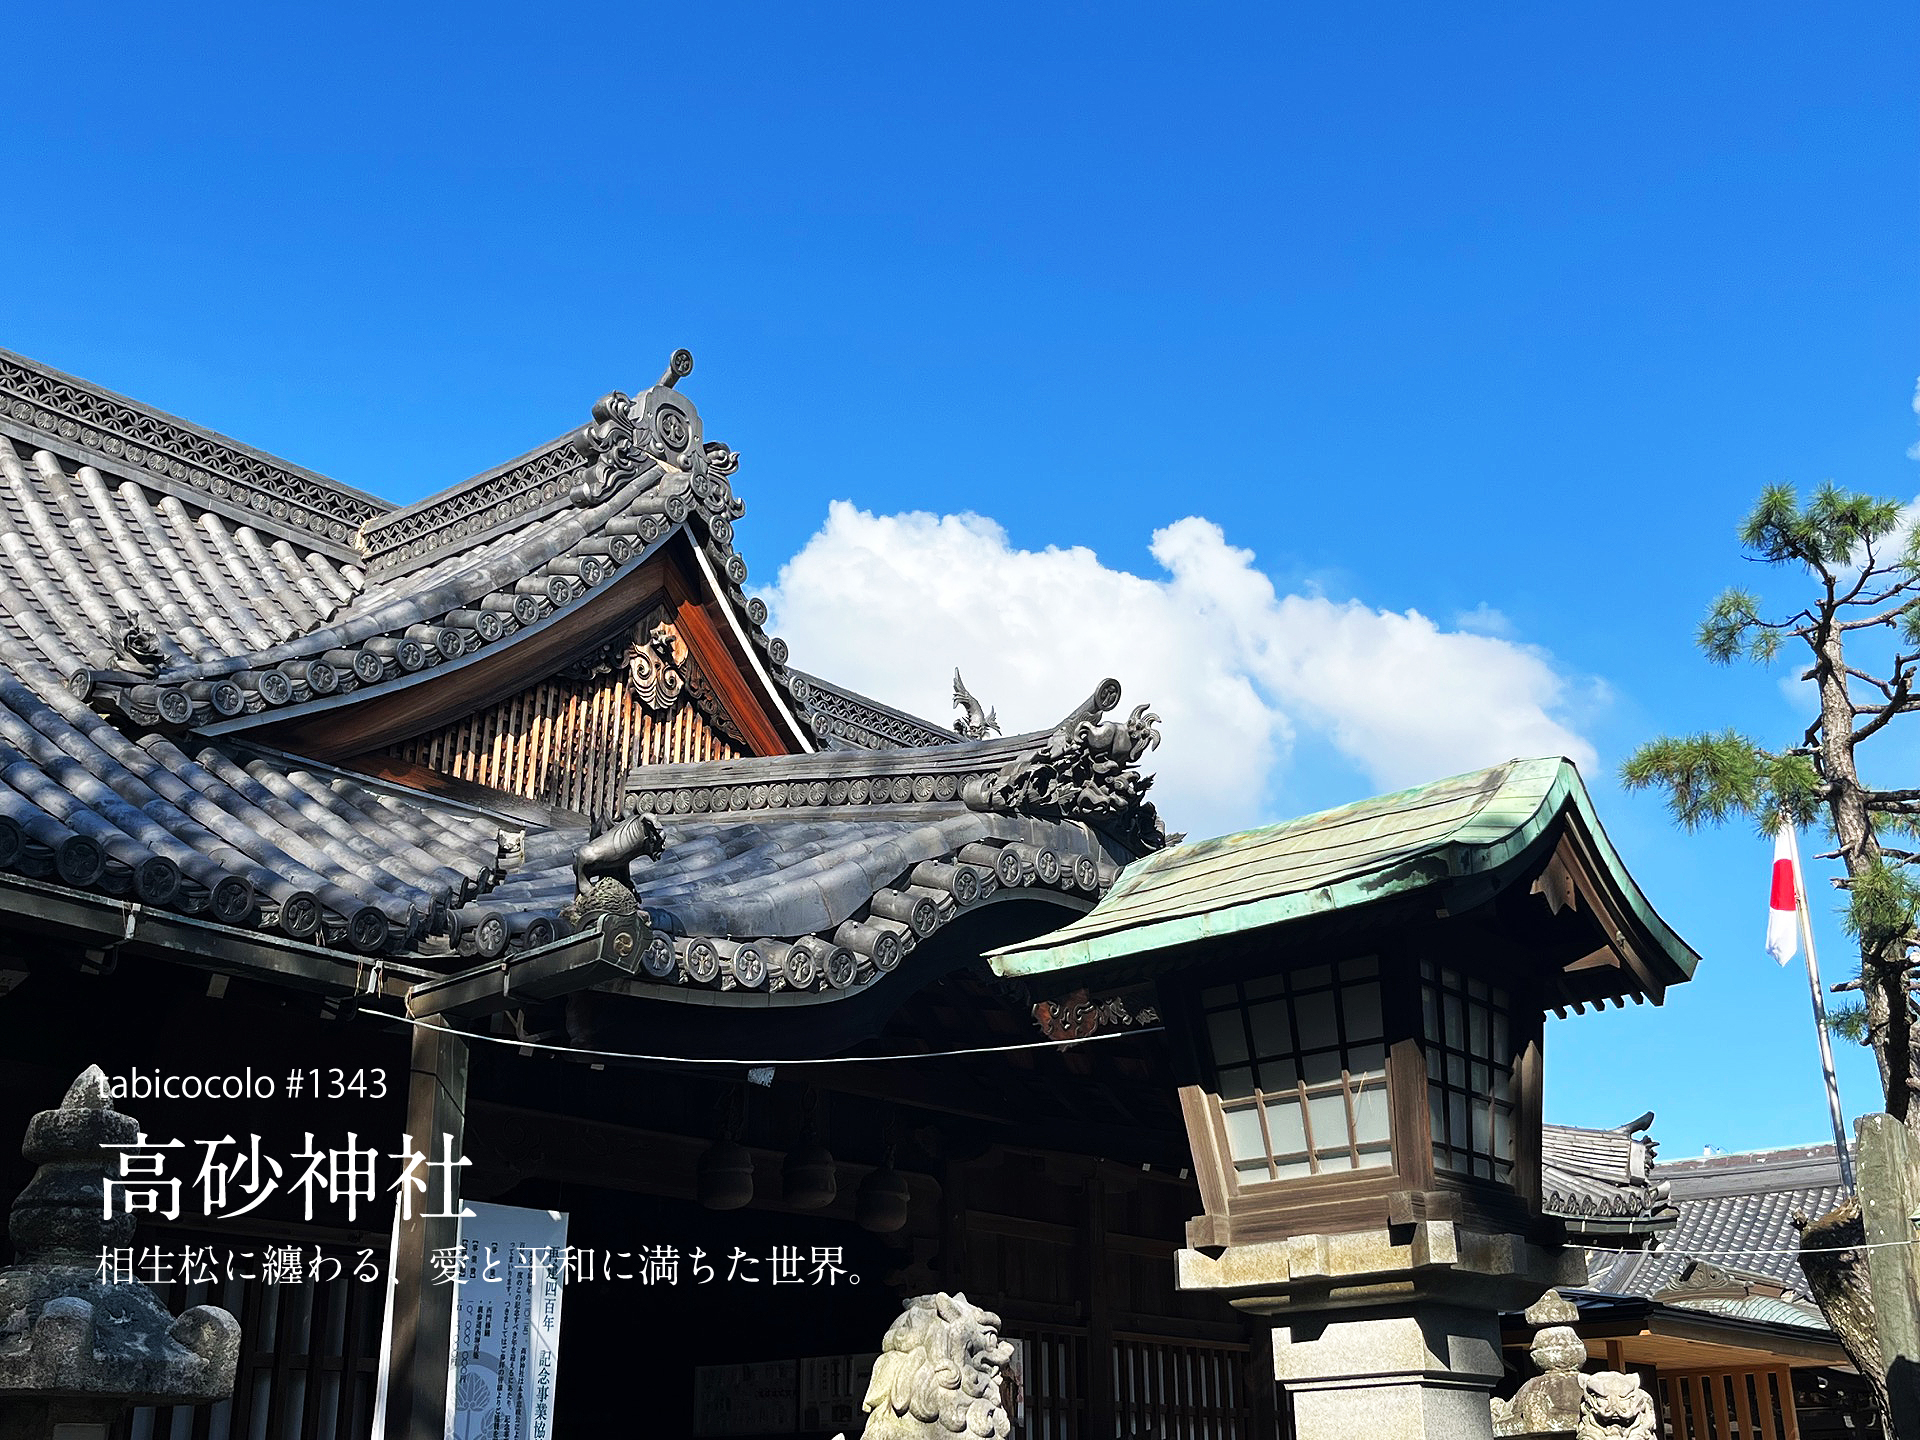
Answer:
[856,1163,910,1233]
[782,1136,838,1209]
[697,1138,754,1211]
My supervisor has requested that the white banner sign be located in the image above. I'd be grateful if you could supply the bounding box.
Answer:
[444,1202,568,1440]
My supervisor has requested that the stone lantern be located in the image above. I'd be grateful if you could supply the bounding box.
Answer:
[991,759,1698,1440]
[0,1067,239,1439]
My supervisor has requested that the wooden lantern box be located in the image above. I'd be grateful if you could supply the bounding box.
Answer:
[992,758,1699,1274]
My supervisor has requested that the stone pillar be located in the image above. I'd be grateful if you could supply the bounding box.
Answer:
[1856,1113,1920,1438]
[1178,1223,1583,1440]
[1273,1303,1506,1440]
[0,1067,239,1437]
[380,1022,469,1440]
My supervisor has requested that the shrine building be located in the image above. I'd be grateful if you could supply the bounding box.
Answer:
[0,347,1868,1439]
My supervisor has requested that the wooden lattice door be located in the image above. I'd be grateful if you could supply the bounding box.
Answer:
[1008,1325,1258,1439]
[1013,1326,1089,1440]
[1659,1366,1801,1440]
[117,1237,384,1440]
[1112,1333,1249,1439]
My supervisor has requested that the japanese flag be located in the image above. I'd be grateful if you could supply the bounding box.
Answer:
[1766,824,1801,966]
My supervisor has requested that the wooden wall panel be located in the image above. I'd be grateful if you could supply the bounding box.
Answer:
[383,615,741,821]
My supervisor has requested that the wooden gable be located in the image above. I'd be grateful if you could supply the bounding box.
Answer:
[258,537,811,819]
[378,604,746,820]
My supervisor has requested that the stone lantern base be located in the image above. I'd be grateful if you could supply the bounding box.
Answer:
[1177,1221,1584,1440]
[1271,1303,1508,1440]
[0,1070,239,1437]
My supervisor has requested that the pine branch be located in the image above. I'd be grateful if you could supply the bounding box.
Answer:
[1842,575,1920,611]
[1853,678,1916,745]
[1835,537,1880,606]
[1838,599,1920,632]
[1844,664,1897,699]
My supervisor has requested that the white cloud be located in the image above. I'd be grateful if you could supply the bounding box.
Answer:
[1779,671,1819,717]
[1909,377,1920,462]
[761,503,1596,838]
[1452,603,1515,637]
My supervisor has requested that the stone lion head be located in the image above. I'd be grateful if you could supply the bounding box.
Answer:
[856,1292,1014,1439]
[1577,1370,1656,1440]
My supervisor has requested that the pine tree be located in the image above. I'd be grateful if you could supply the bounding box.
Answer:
[1622,482,1920,1427]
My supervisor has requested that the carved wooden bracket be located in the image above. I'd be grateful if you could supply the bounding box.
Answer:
[1032,985,1161,1043]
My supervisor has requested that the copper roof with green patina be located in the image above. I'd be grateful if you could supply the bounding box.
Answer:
[988,756,1698,983]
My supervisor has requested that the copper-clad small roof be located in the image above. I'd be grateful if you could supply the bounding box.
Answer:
[987,756,1699,1004]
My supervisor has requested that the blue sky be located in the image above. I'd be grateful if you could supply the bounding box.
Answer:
[3,3,1916,1155]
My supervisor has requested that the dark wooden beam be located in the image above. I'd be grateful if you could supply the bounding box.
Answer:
[404,918,640,1019]
[661,550,804,757]
[1083,1165,1117,1435]
[1548,828,1663,1000]
[381,1023,468,1440]
[0,872,430,997]
[463,1099,945,1231]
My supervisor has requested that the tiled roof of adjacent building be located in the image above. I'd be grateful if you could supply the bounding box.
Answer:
[1586,1142,1849,1306]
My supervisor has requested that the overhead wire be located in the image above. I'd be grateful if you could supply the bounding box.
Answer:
[372,1018,1891,1258]
[373,1006,1164,1067]
[1581,1237,1911,1258]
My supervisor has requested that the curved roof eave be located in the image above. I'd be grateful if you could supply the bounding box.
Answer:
[986,757,1700,993]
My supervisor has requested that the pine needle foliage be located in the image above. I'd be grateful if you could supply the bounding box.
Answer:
[1622,484,1920,1126]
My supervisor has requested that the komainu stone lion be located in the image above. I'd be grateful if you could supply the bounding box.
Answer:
[1576,1371,1657,1440]
[839,1292,1014,1439]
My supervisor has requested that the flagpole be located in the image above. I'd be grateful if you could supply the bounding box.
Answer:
[1791,829,1856,1190]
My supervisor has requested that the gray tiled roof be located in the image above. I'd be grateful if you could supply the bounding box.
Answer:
[0,348,1125,983]
[497,811,1099,935]
[0,649,505,952]
[0,409,812,747]
[0,438,366,676]
[1586,1144,1848,1301]
[0,346,387,558]
[1541,1121,1674,1231]
[483,805,1119,993]
[0,353,787,958]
